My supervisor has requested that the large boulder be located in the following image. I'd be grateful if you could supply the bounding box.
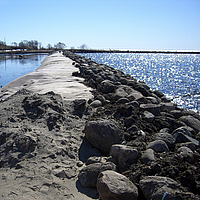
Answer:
[177,146,194,163]
[141,149,155,165]
[140,104,161,116]
[154,132,175,149]
[78,162,116,188]
[172,127,199,146]
[140,176,196,200]
[147,140,169,153]
[179,115,200,133]
[100,80,115,94]
[84,120,124,154]
[110,144,138,168]
[97,170,138,200]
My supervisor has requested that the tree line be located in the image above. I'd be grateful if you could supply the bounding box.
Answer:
[0,40,89,50]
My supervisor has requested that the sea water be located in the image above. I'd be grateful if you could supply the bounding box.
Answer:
[0,54,48,87]
[79,53,200,113]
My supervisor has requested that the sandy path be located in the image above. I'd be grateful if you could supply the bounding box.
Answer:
[0,52,92,101]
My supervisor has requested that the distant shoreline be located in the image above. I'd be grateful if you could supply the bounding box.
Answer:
[0,49,200,55]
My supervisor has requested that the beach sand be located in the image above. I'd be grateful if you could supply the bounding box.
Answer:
[0,52,92,101]
[0,52,98,199]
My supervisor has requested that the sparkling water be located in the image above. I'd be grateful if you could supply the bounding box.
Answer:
[79,53,200,113]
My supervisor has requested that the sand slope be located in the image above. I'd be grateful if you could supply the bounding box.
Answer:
[0,52,92,101]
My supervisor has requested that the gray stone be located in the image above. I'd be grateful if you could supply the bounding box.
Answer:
[143,110,155,122]
[179,115,200,132]
[84,120,124,154]
[95,94,107,105]
[78,162,116,188]
[159,128,169,133]
[160,102,176,112]
[113,87,128,100]
[172,126,192,137]
[139,176,192,200]
[110,144,138,168]
[90,100,102,108]
[126,101,140,107]
[146,96,160,104]
[116,98,129,104]
[170,110,183,119]
[154,132,175,149]
[147,140,169,153]
[140,104,161,116]
[141,149,155,165]
[173,132,199,146]
[176,142,196,151]
[177,146,194,163]
[127,90,144,101]
[97,170,138,200]
[100,80,115,94]
[153,90,164,98]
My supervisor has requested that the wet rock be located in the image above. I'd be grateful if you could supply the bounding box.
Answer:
[179,115,200,133]
[110,144,138,168]
[147,140,169,153]
[141,149,155,165]
[84,120,124,154]
[89,100,102,108]
[139,176,194,200]
[143,110,155,122]
[177,146,194,163]
[78,162,116,188]
[97,170,138,200]
[140,104,161,116]
[154,132,175,149]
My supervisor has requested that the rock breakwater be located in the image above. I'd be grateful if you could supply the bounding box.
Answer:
[63,50,200,199]
[0,50,199,199]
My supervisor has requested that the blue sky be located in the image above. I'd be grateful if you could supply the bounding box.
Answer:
[0,0,200,50]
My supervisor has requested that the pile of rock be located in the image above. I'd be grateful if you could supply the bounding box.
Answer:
[63,50,200,199]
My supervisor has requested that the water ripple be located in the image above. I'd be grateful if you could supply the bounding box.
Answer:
[79,53,200,113]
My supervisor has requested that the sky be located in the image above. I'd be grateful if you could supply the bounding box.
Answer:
[0,0,200,50]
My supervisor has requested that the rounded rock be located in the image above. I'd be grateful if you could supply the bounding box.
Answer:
[97,170,138,200]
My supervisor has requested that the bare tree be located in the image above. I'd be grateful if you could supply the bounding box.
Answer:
[11,42,18,46]
[54,42,66,49]
[47,44,53,49]
[79,44,88,49]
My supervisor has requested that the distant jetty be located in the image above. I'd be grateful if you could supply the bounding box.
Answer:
[1,49,200,55]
